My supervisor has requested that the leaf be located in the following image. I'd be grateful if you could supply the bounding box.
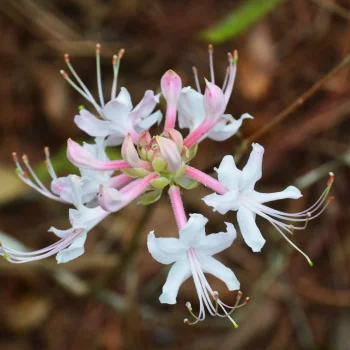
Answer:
[199,0,286,43]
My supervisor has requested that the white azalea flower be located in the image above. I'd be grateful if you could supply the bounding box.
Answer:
[61,45,162,146]
[203,143,334,265]
[0,175,109,264]
[178,86,253,141]
[148,213,241,325]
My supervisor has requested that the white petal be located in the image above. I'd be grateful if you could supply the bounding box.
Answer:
[242,143,264,190]
[237,206,266,252]
[179,214,208,246]
[51,176,74,203]
[194,222,236,256]
[134,110,163,132]
[147,231,187,265]
[103,88,132,122]
[177,87,205,131]
[197,255,240,291]
[208,113,253,142]
[215,155,243,192]
[129,90,160,123]
[159,260,191,304]
[202,191,240,215]
[74,110,117,137]
[48,227,74,239]
[105,133,127,146]
[69,205,107,229]
[56,231,87,264]
[250,186,302,204]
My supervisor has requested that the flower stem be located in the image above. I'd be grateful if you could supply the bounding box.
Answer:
[168,185,187,230]
[185,166,227,194]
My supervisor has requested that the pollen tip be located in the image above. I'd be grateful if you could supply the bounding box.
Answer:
[238,291,243,297]
[60,70,68,79]
[192,66,198,75]
[227,52,233,60]
[64,53,69,62]
[118,48,125,58]
[327,172,335,186]
[185,301,192,311]
[23,171,29,179]
[96,43,101,52]
[12,152,18,162]
[208,44,213,52]
[112,55,118,65]
[309,260,314,267]
[184,318,190,325]
[44,146,50,156]
[328,196,335,202]
[22,154,29,162]
[245,297,250,303]
[306,212,311,218]
[44,160,49,168]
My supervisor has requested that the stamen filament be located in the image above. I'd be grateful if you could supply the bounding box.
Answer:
[96,44,105,108]
[208,44,215,84]
[192,66,201,93]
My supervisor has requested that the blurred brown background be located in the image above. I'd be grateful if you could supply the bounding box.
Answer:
[0,0,349,349]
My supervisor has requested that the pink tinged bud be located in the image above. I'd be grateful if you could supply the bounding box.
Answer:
[161,70,182,106]
[156,136,182,172]
[138,130,151,148]
[122,135,152,170]
[165,128,183,153]
[203,80,226,123]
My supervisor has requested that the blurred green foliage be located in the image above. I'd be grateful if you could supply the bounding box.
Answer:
[199,0,286,43]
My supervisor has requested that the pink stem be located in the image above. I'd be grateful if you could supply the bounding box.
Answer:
[183,120,213,147]
[168,185,187,230]
[107,174,134,189]
[185,166,227,195]
[164,106,177,130]
[75,159,132,171]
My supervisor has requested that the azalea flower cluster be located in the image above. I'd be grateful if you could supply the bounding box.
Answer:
[0,44,334,326]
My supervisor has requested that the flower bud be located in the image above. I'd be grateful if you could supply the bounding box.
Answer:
[161,70,182,107]
[164,128,183,153]
[156,136,182,172]
[138,130,151,148]
[122,135,141,168]
[203,80,225,123]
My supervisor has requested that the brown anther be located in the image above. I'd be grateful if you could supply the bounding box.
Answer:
[233,50,238,60]
[208,44,214,52]
[327,172,335,186]
[306,212,311,218]
[44,146,50,157]
[227,52,233,60]
[184,319,190,325]
[96,43,101,53]
[60,70,68,79]
[192,66,198,75]
[237,291,243,298]
[44,160,49,168]
[245,297,250,303]
[328,196,335,202]
[118,48,125,58]
[22,154,29,163]
[112,55,118,65]
[12,152,18,162]
[213,291,219,300]
[288,225,294,234]
[64,54,69,62]
[23,171,29,179]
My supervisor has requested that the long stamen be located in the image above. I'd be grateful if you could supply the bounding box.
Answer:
[111,49,125,100]
[192,66,201,93]
[12,152,23,173]
[222,66,229,91]
[208,44,215,84]
[22,154,47,192]
[44,147,57,180]
[223,51,238,105]
[95,44,105,108]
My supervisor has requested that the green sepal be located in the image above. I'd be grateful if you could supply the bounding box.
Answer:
[122,168,150,178]
[175,164,186,178]
[138,188,162,205]
[152,157,168,172]
[147,150,154,162]
[150,177,170,190]
[174,175,199,190]
[139,148,147,161]
[181,143,198,162]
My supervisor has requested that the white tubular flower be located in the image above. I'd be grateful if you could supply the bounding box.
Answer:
[61,45,162,146]
[203,144,335,265]
[148,213,242,326]
[0,176,109,264]
[177,46,253,142]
